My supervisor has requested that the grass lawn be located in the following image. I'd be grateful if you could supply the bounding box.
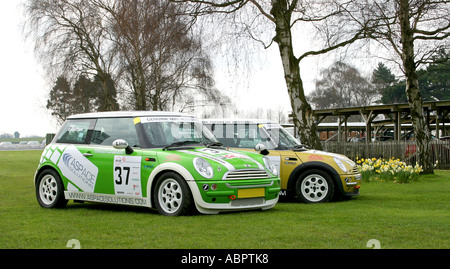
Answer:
[0,150,448,249]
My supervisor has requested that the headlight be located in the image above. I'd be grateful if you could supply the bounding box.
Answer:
[333,157,348,173]
[193,157,214,179]
[263,157,278,176]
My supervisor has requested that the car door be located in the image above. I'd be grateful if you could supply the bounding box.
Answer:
[52,118,99,193]
[87,117,143,197]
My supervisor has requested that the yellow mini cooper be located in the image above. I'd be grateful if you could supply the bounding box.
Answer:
[203,119,361,203]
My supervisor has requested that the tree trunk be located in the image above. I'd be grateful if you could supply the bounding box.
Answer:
[98,73,119,112]
[270,0,322,149]
[398,0,433,173]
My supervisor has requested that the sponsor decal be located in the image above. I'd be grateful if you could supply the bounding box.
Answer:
[196,148,227,155]
[139,116,198,123]
[178,149,235,171]
[164,154,182,162]
[219,154,250,160]
[57,145,98,192]
[308,154,325,161]
[197,148,251,160]
[113,155,142,197]
[65,191,147,207]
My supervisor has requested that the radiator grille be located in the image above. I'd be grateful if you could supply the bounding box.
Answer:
[224,169,269,180]
[231,197,265,207]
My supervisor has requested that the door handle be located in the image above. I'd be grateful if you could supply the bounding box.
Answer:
[83,153,93,157]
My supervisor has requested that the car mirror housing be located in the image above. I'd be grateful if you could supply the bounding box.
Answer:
[255,143,269,155]
[112,139,134,155]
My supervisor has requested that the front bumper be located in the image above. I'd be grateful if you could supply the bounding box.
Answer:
[339,173,362,196]
[187,178,281,214]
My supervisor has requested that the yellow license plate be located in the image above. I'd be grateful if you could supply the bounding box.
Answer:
[238,188,265,198]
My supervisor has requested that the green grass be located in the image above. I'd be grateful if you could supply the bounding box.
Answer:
[0,151,449,249]
[0,137,44,143]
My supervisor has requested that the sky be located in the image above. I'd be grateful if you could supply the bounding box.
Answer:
[0,1,294,138]
[0,1,57,137]
[0,1,339,138]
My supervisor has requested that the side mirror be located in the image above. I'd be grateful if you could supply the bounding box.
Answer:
[255,143,269,156]
[112,139,134,155]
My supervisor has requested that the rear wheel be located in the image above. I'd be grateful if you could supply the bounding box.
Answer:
[153,172,194,216]
[295,169,334,203]
[36,169,68,208]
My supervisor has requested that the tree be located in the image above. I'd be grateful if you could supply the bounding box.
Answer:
[72,75,99,113]
[379,81,408,104]
[418,50,450,101]
[98,0,215,111]
[375,51,450,104]
[24,0,223,115]
[365,0,450,173]
[173,0,374,149]
[309,61,377,109]
[46,75,103,123]
[23,0,120,111]
[46,76,73,124]
[371,62,407,104]
[372,62,397,93]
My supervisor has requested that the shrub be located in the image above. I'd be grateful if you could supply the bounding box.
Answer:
[356,157,423,183]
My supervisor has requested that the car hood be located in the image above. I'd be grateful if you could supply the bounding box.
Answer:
[159,147,265,171]
[296,149,354,163]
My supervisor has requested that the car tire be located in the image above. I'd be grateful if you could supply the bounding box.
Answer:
[153,172,194,216]
[295,169,334,203]
[36,169,68,208]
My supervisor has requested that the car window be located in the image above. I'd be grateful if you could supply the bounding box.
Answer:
[205,123,301,150]
[263,126,301,149]
[91,118,140,147]
[55,119,95,144]
[140,117,217,148]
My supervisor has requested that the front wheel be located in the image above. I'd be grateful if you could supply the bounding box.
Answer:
[36,169,68,208]
[153,172,194,216]
[295,169,334,203]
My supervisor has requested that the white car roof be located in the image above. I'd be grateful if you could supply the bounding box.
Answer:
[202,118,277,124]
[68,111,195,119]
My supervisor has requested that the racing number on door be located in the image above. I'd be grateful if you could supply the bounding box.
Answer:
[114,166,130,185]
[113,155,142,197]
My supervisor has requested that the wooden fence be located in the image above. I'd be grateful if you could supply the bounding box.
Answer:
[321,140,450,169]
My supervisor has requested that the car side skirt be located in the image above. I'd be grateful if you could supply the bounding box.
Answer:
[64,191,151,208]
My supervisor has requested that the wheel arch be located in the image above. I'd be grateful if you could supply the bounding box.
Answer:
[287,161,343,196]
[34,165,61,187]
[146,162,195,208]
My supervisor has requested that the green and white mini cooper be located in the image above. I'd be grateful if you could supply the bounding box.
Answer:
[35,111,280,216]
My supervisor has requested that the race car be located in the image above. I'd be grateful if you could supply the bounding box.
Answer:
[202,119,361,203]
[35,112,280,216]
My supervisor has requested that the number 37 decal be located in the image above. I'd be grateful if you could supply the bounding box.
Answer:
[115,166,130,185]
[113,155,142,197]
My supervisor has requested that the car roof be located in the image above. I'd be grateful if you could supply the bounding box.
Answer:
[202,118,277,124]
[68,111,195,119]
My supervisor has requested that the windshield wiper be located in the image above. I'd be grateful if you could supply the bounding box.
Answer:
[293,144,311,151]
[205,142,224,148]
[163,140,200,151]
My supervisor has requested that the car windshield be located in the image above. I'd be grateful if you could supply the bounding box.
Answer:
[259,124,302,150]
[140,117,218,148]
[205,122,301,150]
